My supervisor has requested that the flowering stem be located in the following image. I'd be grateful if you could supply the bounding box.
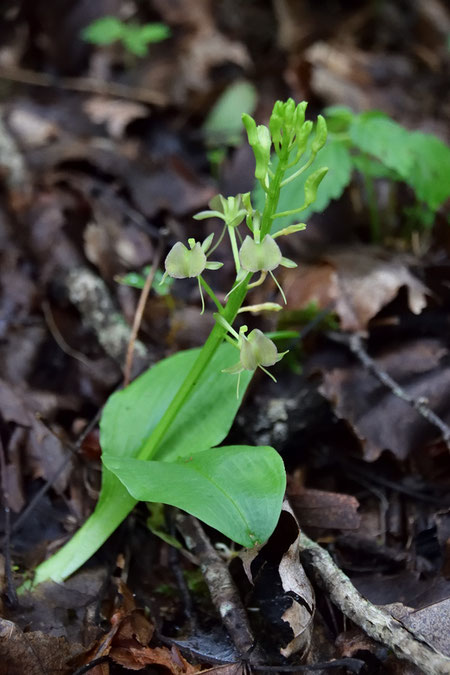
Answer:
[260,141,291,239]
[137,276,250,461]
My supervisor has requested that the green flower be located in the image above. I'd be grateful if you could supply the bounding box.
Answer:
[165,241,206,279]
[215,315,288,396]
[161,236,222,313]
[163,236,222,280]
[238,329,286,372]
[238,234,296,304]
[239,235,282,272]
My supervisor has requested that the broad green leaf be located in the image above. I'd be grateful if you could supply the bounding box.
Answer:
[203,80,257,146]
[104,445,286,547]
[257,138,352,232]
[406,132,450,210]
[32,344,253,584]
[82,16,124,45]
[32,468,136,585]
[100,343,254,462]
[351,154,401,180]
[350,114,450,211]
[349,113,414,180]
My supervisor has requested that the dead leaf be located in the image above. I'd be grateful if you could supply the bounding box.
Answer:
[110,644,200,673]
[289,488,361,531]
[83,97,149,139]
[389,598,450,657]
[0,618,84,675]
[283,247,429,333]
[318,338,450,461]
[8,107,60,148]
[240,500,314,658]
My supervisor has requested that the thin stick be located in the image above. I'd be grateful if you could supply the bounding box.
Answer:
[299,533,450,675]
[330,332,450,451]
[0,436,18,606]
[0,66,166,106]
[1,408,103,544]
[123,240,164,387]
[42,300,93,370]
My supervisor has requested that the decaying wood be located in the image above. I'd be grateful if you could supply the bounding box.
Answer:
[65,267,149,371]
[299,533,450,675]
[175,514,256,659]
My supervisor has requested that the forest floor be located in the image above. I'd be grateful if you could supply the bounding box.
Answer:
[0,2,450,674]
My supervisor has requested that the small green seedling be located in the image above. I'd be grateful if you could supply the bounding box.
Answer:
[31,99,328,586]
[82,16,171,57]
[259,106,450,241]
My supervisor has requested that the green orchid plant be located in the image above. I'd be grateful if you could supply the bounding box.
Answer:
[30,99,328,586]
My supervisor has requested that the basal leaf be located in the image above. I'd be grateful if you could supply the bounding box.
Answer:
[104,445,286,547]
[100,343,254,462]
[32,344,253,583]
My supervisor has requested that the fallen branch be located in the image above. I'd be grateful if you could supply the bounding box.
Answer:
[0,66,166,106]
[299,533,450,675]
[175,514,256,659]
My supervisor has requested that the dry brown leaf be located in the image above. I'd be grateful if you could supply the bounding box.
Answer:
[83,97,149,139]
[8,107,60,148]
[289,488,361,531]
[318,338,450,461]
[110,644,200,673]
[240,500,314,658]
[283,247,428,333]
[0,618,84,675]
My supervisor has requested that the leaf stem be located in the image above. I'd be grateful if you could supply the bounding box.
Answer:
[199,276,223,311]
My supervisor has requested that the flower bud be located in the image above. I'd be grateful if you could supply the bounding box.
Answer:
[311,115,327,154]
[242,114,271,183]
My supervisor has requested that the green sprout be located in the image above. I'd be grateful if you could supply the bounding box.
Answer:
[82,16,171,57]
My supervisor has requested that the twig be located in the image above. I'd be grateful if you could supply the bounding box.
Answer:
[0,437,18,606]
[299,533,450,675]
[2,408,102,544]
[175,514,257,659]
[330,331,450,451]
[123,240,164,386]
[42,300,94,370]
[0,66,166,106]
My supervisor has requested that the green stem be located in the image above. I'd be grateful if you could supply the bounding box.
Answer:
[272,204,307,220]
[227,225,241,274]
[260,141,291,239]
[199,276,223,311]
[280,152,316,188]
[137,278,249,461]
